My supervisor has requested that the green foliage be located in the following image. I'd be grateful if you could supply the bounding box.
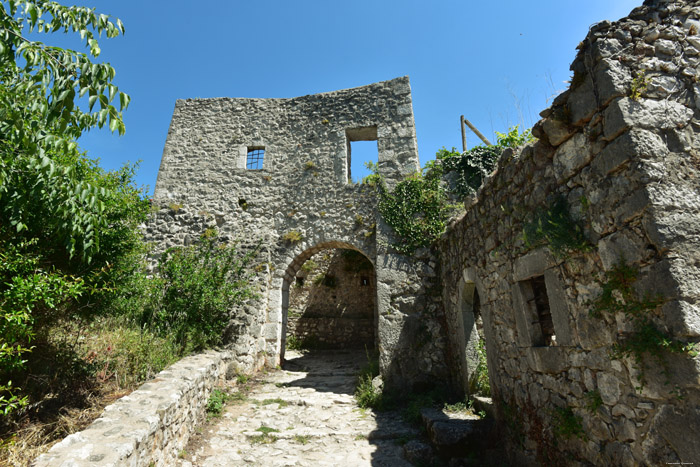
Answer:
[261,398,289,407]
[584,390,602,413]
[372,126,533,254]
[434,145,502,197]
[494,125,534,148]
[376,169,451,255]
[354,350,383,410]
[81,318,179,389]
[206,388,231,417]
[523,197,592,257]
[431,126,533,198]
[469,338,490,397]
[147,231,258,353]
[282,230,303,244]
[0,1,149,416]
[285,334,326,351]
[248,425,279,444]
[361,161,382,187]
[303,160,316,171]
[551,407,585,440]
[0,1,130,263]
[300,259,317,273]
[630,69,649,101]
[591,259,698,389]
[285,335,303,350]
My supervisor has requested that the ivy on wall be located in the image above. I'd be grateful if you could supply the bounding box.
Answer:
[591,259,698,389]
[370,126,533,255]
[523,197,592,257]
[375,169,452,255]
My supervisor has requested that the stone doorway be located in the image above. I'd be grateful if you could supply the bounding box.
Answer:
[459,271,491,397]
[281,246,377,360]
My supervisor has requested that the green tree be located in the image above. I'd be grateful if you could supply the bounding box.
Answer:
[0,0,137,415]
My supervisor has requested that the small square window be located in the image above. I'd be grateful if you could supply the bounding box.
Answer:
[246,147,264,170]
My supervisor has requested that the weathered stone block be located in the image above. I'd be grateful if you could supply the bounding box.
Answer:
[553,133,591,181]
[603,97,693,140]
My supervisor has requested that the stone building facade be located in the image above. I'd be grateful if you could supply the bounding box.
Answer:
[440,0,700,464]
[148,77,450,387]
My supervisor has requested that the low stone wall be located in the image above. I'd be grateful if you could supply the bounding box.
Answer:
[33,350,234,467]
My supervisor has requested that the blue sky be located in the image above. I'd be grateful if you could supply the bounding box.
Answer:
[47,0,640,192]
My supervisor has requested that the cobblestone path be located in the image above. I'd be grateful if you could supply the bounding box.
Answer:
[179,350,418,466]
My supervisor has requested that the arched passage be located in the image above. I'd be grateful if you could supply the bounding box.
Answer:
[280,241,377,361]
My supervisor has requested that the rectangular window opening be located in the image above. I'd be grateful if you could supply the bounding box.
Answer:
[525,275,556,346]
[246,147,265,170]
[346,127,377,184]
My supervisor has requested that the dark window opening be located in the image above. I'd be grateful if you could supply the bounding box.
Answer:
[295,277,304,287]
[361,276,369,286]
[246,147,264,170]
[527,275,556,346]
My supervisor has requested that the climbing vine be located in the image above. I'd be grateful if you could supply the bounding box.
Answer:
[523,197,592,257]
[591,259,698,389]
[375,169,452,255]
[433,146,502,198]
[370,126,533,255]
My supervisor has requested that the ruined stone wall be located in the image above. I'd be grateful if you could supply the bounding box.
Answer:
[287,249,376,349]
[35,350,236,467]
[440,1,700,464]
[149,77,451,388]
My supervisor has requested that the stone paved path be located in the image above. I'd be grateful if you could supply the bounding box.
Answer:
[179,350,418,466]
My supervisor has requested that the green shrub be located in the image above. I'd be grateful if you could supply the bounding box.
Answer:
[354,351,384,410]
[300,260,317,273]
[469,338,490,397]
[145,231,258,352]
[80,318,179,389]
[286,334,322,350]
[355,373,383,410]
[206,388,231,417]
[282,230,303,244]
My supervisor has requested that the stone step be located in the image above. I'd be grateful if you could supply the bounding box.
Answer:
[420,407,497,459]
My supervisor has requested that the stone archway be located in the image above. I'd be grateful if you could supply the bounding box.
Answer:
[278,241,377,362]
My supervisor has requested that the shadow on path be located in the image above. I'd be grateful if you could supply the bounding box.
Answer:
[180,349,419,466]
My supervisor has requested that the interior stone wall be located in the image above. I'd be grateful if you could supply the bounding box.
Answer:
[439,1,700,464]
[148,77,451,389]
[287,249,376,349]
